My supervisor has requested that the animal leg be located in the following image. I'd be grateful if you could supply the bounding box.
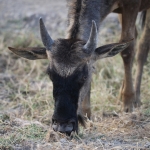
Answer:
[81,86,91,119]
[119,1,139,112]
[78,84,91,119]
[135,9,150,107]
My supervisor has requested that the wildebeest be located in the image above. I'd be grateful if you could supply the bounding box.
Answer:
[8,0,150,135]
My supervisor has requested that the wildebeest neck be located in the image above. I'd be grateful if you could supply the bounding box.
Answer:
[66,0,118,41]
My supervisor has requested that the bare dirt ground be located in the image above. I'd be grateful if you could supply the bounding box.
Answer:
[0,0,150,149]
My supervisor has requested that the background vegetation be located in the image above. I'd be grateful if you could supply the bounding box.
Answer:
[0,0,150,149]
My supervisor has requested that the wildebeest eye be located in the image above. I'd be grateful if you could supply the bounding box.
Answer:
[77,73,88,84]
[82,76,87,81]
[77,75,88,87]
[77,65,88,84]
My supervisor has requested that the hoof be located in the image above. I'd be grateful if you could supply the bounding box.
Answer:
[133,100,142,108]
[123,104,133,113]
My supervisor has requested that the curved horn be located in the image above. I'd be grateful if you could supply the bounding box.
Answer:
[83,20,97,54]
[39,18,54,50]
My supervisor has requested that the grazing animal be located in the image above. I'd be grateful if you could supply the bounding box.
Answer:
[8,0,150,135]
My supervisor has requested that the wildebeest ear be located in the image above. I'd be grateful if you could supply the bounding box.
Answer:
[94,39,133,60]
[8,47,48,60]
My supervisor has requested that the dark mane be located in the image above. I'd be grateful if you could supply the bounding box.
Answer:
[67,0,82,39]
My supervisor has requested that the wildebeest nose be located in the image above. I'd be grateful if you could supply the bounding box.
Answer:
[52,122,74,133]
[52,122,58,131]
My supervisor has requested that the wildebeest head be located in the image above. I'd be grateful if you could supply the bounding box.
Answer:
[8,18,132,135]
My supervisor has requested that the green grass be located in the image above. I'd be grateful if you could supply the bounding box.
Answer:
[0,123,47,148]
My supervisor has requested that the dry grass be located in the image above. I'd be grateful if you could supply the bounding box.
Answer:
[0,3,150,149]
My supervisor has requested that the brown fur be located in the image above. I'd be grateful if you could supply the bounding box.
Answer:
[116,1,150,112]
[135,9,150,107]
